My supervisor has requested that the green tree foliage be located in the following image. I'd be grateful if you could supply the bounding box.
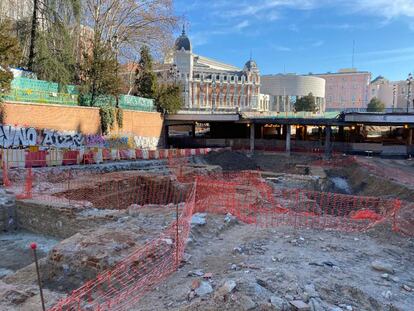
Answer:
[0,20,21,94]
[295,92,318,112]
[156,84,182,114]
[78,34,122,134]
[99,105,116,135]
[367,97,385,112]
[134,46,182,113]
[33,30,77,89]
[28,0,80,86]
[135,46,158,99]
[78,36,122,107]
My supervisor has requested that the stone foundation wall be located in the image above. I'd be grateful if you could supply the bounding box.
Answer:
[15,200,120,239]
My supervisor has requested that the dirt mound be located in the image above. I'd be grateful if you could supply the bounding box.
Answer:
[204,151,258,171]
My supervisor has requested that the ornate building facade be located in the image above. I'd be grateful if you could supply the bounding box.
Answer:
[165,29,269,112]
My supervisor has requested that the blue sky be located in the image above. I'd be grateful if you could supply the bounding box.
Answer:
[174,0,414,81]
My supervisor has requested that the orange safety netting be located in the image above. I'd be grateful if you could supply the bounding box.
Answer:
[7,167,411,311]
[47,180,196,311]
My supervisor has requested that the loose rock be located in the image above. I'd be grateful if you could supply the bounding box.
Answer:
[270,296,289,311]
[194,281,213,297]
[191,213,207,226]
[217,280,237,296]
[290,299,310,311]
[371,260,395,274]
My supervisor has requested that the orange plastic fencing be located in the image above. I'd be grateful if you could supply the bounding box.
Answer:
[167,155,189,183]
[310,155,357,168]
[8,168,411,311]
[2,161,12,187]
[194,173,403,233]
[46,178,195,311]
[355,157,414,186]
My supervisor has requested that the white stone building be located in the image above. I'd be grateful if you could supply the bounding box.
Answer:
[165,28,269,112]
[261,74,326,112]
[369,76,412,111]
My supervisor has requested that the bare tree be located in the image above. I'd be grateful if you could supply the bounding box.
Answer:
[82,0,178,62]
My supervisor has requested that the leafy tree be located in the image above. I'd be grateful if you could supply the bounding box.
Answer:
[156,84,182,114]
[27,0,40,71]
[99,105,116,134]
[135,46,158,99]
[32,30,77,89]
[0,20,21,123]
[295,93,318,112]
[78,35,122,107]
[28,0,81,75]
[0,20,21,95]
[367,97,385,112]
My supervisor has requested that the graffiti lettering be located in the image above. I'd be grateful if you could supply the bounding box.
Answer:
[134,136,161,150]
[0,125,37,148]
[0,124,161,150]
[41,130,84,148]
[85,135,106,147]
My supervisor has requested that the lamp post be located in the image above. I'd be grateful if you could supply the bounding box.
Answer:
[407,73,413,113]
[392,84,396,112]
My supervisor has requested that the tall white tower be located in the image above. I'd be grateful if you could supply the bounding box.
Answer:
[173,26,193,108]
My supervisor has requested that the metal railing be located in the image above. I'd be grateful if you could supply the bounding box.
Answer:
[3,88,78,106]
[326,108,414,114]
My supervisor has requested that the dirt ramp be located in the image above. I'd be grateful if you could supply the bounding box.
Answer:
[204,151,258,171]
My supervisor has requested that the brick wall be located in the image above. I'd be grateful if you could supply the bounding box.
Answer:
[3,102,164,138]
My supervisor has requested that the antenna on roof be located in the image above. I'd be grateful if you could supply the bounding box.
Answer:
[250,49,252,61]
[352,40,355,68]
[182,24,186,35]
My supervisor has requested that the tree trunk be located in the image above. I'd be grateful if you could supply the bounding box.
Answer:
[28,0,39,71]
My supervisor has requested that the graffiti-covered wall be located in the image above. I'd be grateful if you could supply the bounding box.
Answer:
[0,124,162,150]
[0,125,83,148]
[2,102,164,149]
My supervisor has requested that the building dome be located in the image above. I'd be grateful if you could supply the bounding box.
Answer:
[244,59,258,71]
[175,26,191,51]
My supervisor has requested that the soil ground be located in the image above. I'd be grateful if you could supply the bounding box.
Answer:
[135,214,414,311]
[0,231,59,279]
[1,152,414,311]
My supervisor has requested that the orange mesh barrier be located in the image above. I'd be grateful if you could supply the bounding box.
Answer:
[194,173,404,234]
[43,177,196,311]
[8,167,410,311]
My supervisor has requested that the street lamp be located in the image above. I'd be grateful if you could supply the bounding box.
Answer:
[407,73,413,113]
[392,84,396,112]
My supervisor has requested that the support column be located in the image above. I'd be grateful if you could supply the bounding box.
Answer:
[325,125,332,159]
[408,128,413,146]
[192,123,196,139]
[286,125,291,154]
[338,126,345,141]
[164,125,170,148]
[250,124,255,153]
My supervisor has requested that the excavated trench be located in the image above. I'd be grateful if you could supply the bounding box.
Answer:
[55,174,191,210]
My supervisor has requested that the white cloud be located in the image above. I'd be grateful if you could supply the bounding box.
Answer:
[312,40,325,47]
[271,45,292,52]
[348,0,414,19]
[216,0,319,18]
[204,0,414,21]
[235,20,250,30]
